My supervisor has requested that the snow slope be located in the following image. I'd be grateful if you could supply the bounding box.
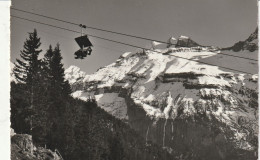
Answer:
[65,65,86,84]
[66,33,258,158]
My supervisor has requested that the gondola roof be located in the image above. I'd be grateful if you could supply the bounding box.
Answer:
[75,35,93,48]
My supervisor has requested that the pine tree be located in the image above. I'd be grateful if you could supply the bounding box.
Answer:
[42,45,54,101]
[41,43,71,109]
[41,43,71,148]
[12,29,43,151]
[51,43,71,98]
[13,29,42,84]
[13,29,43,113]
[32,45,54,146]
[43,45,54,74]
[12,29,42,128]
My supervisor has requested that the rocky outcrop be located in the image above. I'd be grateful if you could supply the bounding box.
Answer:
[152,35,200,50]
[11,132,62,160]
[176,35,200,47]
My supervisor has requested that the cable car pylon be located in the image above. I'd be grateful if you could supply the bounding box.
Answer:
[74,24,93,59]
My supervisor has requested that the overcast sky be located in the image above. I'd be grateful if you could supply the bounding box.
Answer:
[11,0,258,74]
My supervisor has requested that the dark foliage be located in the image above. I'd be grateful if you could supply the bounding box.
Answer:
[10,82,30,134]
[11,84,175,160]
[53,98,175,160]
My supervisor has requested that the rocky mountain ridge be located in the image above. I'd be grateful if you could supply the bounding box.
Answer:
[57,31,258,159]
[223,28,258,52]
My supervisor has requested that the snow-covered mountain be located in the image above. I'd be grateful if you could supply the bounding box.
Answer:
[65,65,87,84]
[66,33,258,159]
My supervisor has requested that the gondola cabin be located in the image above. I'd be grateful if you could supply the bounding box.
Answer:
[74,35,93,59]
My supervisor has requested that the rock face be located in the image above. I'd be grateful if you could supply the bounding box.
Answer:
[67,32,258,159]
[223,28,258,52]
[152,35,200,49]
[65,65,86,84]
[176,35,200,47]
[11,132,62,160]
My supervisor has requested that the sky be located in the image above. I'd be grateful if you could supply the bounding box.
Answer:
[11,0,258,74]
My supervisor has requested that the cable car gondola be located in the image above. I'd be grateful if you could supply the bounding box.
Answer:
[74,24,93,59]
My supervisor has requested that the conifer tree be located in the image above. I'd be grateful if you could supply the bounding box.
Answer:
[13,29,42,127]
[32,45,54,146]
[43,45,54,74]
[51,43,71,98]
[13,29,43,150]
[13,29,42,84]
[42,45,54,99]
[13,29,43,110]
[41,44,71,148]
[41,43,71,107]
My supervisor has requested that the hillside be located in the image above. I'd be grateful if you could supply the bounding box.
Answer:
[66,32,258,159]
[10,82,175,160]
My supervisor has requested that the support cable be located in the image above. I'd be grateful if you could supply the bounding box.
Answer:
[11,15,256,75]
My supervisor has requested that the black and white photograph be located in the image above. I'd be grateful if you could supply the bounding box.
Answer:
[8,0,258,159]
